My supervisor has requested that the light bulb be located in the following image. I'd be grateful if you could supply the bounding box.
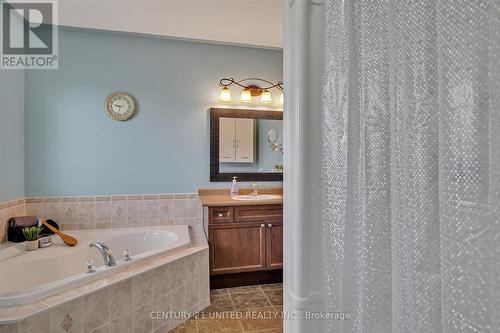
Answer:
[279,92,284,106]
[219,87,232,102]
[240,89,252,103]
[260,89,272,104]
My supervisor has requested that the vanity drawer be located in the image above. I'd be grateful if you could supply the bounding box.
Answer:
[234,205,283,222]
[209,207,234,223]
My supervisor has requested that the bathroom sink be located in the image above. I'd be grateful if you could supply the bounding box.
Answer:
[232,194,282,201]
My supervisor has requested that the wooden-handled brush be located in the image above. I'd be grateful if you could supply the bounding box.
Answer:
[40,219,78,247]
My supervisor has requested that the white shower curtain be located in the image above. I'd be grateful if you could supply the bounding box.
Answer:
[321,0,500,332]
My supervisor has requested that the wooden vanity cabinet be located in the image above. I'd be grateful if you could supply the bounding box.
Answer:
[208,204,283,275]
[266,223,283,269]
[210,222,267,274]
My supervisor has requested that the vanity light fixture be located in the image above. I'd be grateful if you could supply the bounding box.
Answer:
[218,78,284,105]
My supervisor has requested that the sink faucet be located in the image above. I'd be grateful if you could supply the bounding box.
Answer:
[250,183,258,196]
[89,242,116,267]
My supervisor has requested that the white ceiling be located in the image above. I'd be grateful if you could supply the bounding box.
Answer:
[57,0,283,49]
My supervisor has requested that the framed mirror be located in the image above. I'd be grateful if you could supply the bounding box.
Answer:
[210,108,283,182]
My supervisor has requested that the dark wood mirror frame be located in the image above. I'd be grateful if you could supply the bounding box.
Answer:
[210,108,283,182]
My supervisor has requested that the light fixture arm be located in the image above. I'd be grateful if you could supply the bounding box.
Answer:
[218,77,284,105]
[219,78,284,91]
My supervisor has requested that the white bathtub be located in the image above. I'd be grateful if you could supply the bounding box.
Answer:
[0,226,190,307]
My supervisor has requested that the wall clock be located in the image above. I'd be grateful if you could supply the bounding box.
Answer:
[104,92,136,121]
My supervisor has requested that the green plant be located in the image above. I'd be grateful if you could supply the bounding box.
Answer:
[22,226,41,241]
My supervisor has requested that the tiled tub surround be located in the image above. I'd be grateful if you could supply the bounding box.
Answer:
[0,226,191,307]
[0,246,210,333]
[0,194,205,245]
[0,193,210,332]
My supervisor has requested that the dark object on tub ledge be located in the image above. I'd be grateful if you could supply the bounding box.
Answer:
[40,219,59,236]
[7,217,59,243]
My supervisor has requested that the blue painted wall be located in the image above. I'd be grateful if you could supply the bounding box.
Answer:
[0,8,25,202]
[25,28,283,196]
[0,70,25,201]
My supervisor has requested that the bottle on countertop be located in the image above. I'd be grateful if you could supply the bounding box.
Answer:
[230,176,239,197]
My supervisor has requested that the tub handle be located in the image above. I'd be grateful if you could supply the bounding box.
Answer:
[123,249,133,261]
[85,259,96,274]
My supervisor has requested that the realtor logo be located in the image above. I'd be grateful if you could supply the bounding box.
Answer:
[1,0,58,69]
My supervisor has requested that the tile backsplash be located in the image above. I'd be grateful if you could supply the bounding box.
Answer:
[0,198,25,242]
[0,193,204,244]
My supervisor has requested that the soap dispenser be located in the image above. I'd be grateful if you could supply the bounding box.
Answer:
[230,177,239,197]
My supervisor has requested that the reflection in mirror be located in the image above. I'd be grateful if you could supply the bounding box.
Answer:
[210,108,283,182]
[267,129,278,143]
[219,119,283,174]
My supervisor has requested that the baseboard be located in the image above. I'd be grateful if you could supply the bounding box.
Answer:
[210,270,283,289]
[286,289,323,310]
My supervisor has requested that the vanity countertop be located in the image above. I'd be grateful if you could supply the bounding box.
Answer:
[198,187,283,207]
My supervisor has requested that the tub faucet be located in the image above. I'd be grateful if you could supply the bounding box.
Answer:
[89,242,116,267]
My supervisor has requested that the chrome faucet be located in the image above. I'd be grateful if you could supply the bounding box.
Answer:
[89,242,116,267]
[250,183,258,196]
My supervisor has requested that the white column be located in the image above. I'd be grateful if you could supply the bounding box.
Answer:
[284,0,324,332]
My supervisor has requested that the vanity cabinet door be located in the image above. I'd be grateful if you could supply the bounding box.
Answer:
[210,222,266,275]
[265,223,283,269]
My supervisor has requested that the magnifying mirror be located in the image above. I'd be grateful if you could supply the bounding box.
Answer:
[267,129,278,144]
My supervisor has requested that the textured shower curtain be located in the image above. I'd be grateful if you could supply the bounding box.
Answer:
[321,0,500,332]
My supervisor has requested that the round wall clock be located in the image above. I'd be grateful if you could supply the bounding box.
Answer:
[104,92,136,121]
